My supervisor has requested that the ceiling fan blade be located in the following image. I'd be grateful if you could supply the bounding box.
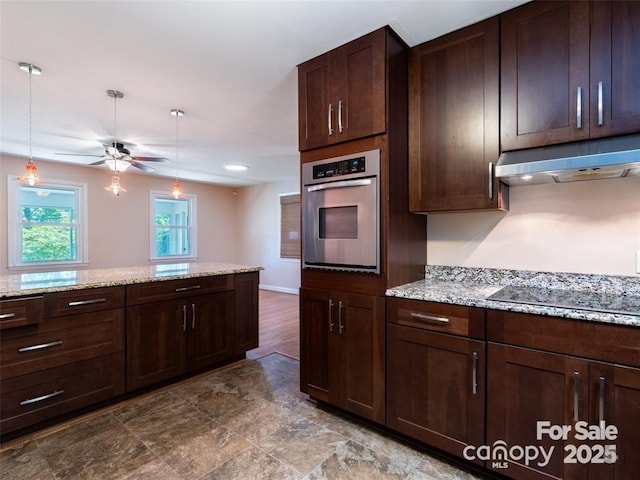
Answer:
[130,161,155,173]
[89,159,107,166]
[55,152,104,157]
[130,156,169,163]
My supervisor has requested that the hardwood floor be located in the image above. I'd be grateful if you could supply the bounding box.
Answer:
[246,289,300,360]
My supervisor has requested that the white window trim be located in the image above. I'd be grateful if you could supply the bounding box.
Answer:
[7,175,89,270]
[149,190,197,262]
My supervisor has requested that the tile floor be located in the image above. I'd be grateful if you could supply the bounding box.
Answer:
[1,354,485,479]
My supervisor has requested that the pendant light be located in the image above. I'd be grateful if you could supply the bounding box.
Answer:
[17,62,42,186]
[169,109,185,199]
[104,174,126,196]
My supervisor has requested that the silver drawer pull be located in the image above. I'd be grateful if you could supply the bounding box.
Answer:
[19,340,63,353]
[472,352,479,395]
[68,298,106,307]
[410,312,450,324]
[0,313,17,319]
[573,371,580,422]
[20,389,64,406]
[175,285,201,292]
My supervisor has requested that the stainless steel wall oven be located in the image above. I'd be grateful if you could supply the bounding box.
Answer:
[302,149,380,273]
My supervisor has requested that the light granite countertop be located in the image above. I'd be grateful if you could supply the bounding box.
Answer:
[0,262,263,299]
[386,266,640,328]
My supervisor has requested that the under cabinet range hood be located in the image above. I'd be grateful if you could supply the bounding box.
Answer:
[495,134,640,185]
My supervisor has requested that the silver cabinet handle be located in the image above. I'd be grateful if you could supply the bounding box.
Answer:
[338,100,344,133]
[328,299,335,332]
[328,103,334,136]
[410,312,450,324]
[488,162,494,200]
[573,371,580,422]
[175,285,200,292]
[472,352,478,395]
[0,312,17,319]
[598,81,604,126]
[338,301,344,334]
[19,340,63,353]
[191,303,196,330]
[576,86,583,129]
[20,389,64,406]
[182,304,187,332]
[599,376,606,423]
[68,298,106,307]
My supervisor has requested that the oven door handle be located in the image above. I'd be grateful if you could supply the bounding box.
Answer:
[307,178,372,192]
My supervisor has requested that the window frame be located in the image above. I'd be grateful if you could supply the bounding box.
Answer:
[7,176,89,270]
[149,190,197,262]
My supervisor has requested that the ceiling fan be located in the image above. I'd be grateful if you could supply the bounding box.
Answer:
[56,89,169,173]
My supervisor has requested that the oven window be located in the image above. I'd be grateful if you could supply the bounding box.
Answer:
[319,206,357,239]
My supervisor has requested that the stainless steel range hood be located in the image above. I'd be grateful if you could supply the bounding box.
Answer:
[495,134,640,185]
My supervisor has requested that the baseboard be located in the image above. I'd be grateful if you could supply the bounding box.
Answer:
[259,284,299,295]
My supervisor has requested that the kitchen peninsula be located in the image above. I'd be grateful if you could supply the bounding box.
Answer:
[0,262,261,438]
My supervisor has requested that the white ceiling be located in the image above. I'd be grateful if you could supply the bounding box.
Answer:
[1,0,526,187]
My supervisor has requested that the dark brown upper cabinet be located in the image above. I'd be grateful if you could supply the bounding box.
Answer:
[501,0,640,151]
[408,18,506,213]
[298,28,387,151]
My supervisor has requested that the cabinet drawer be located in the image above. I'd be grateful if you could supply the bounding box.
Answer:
[487,309,640,367]
[1,309,124,380]
[44,286,125,317]
[0,353,125,434]
[386,297,485,339]
[0,296,44,330]
[126,275,234,305]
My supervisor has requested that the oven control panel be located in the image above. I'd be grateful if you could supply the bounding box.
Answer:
[312,157,366,180]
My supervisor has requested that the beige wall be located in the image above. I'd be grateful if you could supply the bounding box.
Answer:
[427,176,640,276]
[1,155,238,272]
[235,180,301,294]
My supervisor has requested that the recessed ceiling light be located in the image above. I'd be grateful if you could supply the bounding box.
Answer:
[521,174,533,181]
[224,164,249,171]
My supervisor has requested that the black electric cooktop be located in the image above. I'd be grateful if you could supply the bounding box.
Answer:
[487,285,640,316]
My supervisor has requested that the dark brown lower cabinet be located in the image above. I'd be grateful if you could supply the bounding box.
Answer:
[233,272,259,355]
[386,323,485,462]
[127,291,233,391]
[300,287,385,423]
[487,343,640,480]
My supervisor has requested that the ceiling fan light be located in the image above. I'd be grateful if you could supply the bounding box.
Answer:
[104,158,132,172]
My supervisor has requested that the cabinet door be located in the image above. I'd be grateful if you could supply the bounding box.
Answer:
[409,18,502,212]
[299,288,331,402]
[233,272,259,355]
[590,1,640,138]
[187,292,234,370]
[387,324,485,460]
[487,343,589,480]
[587,362,640,480]
[333,292,385,423]
[297,28,388,151]
[127,299,187,391]
[501,1,590,150]
[298,54,331,151]
[332,28,387,143]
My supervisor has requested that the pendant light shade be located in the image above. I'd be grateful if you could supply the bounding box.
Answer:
[17,62,42,185]
[169,108,185,199]
[105,174,126,196]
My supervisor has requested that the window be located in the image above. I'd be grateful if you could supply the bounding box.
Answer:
[7,177,88,268]
[150,192,196,260]
[280,193,300,259]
